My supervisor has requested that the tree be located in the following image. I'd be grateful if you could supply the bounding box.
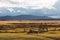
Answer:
[23,25,26,32]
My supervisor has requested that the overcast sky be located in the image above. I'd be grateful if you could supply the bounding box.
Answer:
[0,0,58,9]
[0,0,60,18]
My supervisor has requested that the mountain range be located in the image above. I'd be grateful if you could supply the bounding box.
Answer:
[0,15,53,20]
[0,7,60,20]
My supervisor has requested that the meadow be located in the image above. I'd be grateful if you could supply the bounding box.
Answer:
[0,20,60,40]
[0,31,60,40]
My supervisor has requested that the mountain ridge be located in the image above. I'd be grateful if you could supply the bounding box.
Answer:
[0,15,54,20]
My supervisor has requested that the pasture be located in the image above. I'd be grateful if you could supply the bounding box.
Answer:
[0,31,60,40]
[0,20,60,40]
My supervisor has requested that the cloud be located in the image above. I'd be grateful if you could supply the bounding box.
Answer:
[0,0,58,9]
[7,8,14,12]
[50,16,60,18]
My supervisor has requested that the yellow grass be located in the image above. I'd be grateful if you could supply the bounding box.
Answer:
[0,20,60,40]
[0,31,60,40]
[0,20,60,25]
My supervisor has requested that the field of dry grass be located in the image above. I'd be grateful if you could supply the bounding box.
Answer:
[0,20,60,40]
[0,20,60,25]
[0,31,60,40]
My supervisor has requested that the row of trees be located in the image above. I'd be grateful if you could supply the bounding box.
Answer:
[0,23,60,33]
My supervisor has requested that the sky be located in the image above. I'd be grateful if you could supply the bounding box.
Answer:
[0,0,58,9]
[0,0,60,18]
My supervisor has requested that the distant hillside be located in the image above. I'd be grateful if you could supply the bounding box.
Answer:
[0,15,53,20]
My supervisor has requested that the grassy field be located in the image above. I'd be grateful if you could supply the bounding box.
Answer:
[0,20,60,25]
[0,20,60,40]
[0,31,60,40]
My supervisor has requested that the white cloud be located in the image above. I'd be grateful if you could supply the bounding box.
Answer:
[50,16,60,18]
[0,0,58,9]
[17,10,21,12]
[8,8,15,12]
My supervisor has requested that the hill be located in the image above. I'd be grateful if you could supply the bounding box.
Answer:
[0,15,53,20]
